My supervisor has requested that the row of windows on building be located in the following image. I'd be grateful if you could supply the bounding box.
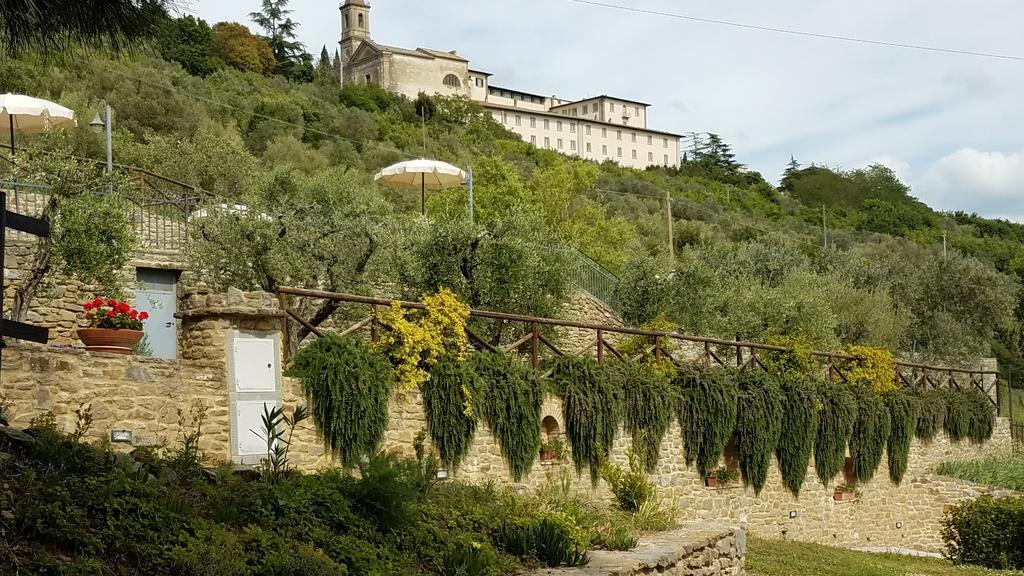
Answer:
[557,102,642,119]
[527,134,670,163]
[499,111,670,147]
[487,87,544,104]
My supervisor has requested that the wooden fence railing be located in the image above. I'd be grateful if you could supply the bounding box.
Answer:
[277,287,1000,406]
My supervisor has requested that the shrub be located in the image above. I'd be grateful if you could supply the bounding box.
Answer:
[849,389,891,483]
[814,382,858,485]
[938,454,1024,492]
[498,516,590,568]
[678,367,738,479]
[437,538,499,576]
[886,389,918,484]
[617,361,675,472]
[775,380,819,496]
[915,387,946,442]
[347,452,424,532]
[551,357,620,484]
[842,346,897,394]
[422,357,480,471]
[286,334,393,467]
[599,447,654,513]
[472,352,543,481]
[942,495,1024,570]
[945,388,996,444]
[735,370,785,495]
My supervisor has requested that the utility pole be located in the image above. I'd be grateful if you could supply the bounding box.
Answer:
[666,189,674,262]
[822,206,827,250]
[942,232,947,260]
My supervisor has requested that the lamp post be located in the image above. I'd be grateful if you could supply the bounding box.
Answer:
[89,100,113,177]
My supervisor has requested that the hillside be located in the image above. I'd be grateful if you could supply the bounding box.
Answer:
[1,36,1021,373]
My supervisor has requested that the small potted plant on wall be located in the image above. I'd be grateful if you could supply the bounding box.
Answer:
[77,297,148,355]
[706,466,739,488]
[833,482,859,502]
[539,437,567,463]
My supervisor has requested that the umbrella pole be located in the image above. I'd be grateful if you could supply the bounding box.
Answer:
[8,117,14,157]
[420,177,426,216]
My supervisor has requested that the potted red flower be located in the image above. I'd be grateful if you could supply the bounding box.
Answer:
[77,297,148,354]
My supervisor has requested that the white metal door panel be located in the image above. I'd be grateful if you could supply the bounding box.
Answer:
[236,400,276,456]
[233,336,277,392]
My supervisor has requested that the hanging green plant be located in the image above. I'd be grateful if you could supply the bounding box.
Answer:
[914,387,947,442]
[734,370,785,494]
[285,334,393,468]
[775,380,820,497]
[421,357,480,471]
[849,389,892,483]
[886,389,919,484]
[617,361,675,473]
[471,352,543,481]
[550,356,620,484]
[676,366,738,479]
[944,388,996,444]
[814,382,858,485]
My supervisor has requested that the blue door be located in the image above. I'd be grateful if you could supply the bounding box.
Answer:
[135,268,178,359]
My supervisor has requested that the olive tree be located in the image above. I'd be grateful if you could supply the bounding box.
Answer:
[5,136,136,322]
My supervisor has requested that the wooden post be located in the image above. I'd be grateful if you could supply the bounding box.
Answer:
[531,321,540,373]
[654,335,662,362]
[704,341,711,367]
[277,291,289,360]
[597,329,604,363]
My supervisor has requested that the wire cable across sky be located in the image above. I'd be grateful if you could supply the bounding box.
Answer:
[564,0,1024,63]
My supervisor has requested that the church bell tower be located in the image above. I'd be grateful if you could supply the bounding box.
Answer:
[339,0,371,82]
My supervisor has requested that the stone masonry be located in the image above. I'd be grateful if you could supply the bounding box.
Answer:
[0,287,1015,555]
[526,524,745,576]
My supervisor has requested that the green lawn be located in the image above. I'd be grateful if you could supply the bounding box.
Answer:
[746,537,1022,576]
[937,454,1024,491]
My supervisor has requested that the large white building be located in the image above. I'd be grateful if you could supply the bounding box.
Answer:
[338,0,682,170]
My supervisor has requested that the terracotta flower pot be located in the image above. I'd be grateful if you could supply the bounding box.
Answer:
[540,450,558,462]
[833,489,857,502]
[705,475,719,488]
[77,328,143,355]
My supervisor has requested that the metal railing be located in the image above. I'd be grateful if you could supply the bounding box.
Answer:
[1,175,206,252]
[558,247,621,311]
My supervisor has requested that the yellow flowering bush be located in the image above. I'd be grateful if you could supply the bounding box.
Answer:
[760,335,821,384]
[841,345,897,394]
[374,288,470,396]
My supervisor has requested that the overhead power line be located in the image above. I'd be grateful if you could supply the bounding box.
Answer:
[564,0,1024,62]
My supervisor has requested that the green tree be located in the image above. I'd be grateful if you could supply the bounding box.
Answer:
[156,16,223,77]
[187,166,390,352]
[4,134,136,322]
[315,45,334,84]
[249,0,312,81]
[0,0,170,56]
[212,22,276,75]
[780,155,800,191]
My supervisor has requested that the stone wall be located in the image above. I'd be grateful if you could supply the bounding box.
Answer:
[2,236,188,346]
[0,286,1015,555]
[526,524,744,576]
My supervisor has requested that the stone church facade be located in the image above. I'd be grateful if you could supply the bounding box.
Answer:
[338,0,681,170]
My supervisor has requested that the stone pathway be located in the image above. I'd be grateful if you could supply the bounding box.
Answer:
[525,522,745,575]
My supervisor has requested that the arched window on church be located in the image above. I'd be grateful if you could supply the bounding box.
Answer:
[442,74,461,88]
[358,13,364,28]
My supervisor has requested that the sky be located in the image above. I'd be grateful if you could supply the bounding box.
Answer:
[184,0,1024,222]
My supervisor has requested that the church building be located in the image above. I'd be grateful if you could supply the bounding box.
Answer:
[339,0,681,170]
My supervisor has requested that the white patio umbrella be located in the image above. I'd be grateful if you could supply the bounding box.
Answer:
[374,158,467,215]
[0,94,77,155]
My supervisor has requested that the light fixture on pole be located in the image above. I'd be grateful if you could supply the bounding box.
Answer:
[89,100,113,177]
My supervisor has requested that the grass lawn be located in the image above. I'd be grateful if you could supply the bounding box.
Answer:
[937,454,1024,491]
[746,537,1022,576]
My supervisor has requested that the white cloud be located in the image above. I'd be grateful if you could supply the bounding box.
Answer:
[915,148,1024,221]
